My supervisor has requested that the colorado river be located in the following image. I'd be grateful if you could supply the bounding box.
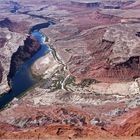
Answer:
[0,21,54,109]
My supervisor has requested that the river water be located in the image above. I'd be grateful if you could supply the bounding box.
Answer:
[0,21,54,109]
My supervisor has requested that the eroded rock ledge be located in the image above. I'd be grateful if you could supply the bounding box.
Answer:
[1,0,140,139]
[0,29,26,93]
[66,24,140,82]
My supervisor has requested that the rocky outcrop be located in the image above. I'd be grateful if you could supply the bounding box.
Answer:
[8,36,41,81]
[0,104,113,139]
[31,51,61,79]
[1,0,140,139]
[0,124,111,139]
[0,37,7,48]
[9,1,21,13]
[0,38,6,82]
[105,108,140,136]
[0,98,139,139]
[64,24,140,83]
[0,28,26,94]
[0,62,3,83]
[0,18,29,33]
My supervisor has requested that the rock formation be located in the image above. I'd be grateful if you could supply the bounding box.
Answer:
[0,37,6,83]
[0,0,140,139]
[0,18,29,33]
[0,37,7,48]
[0,62,3,83]
[67,24,140,82]
[8,36,41,81]
[105,108,140,136]
[0,29,26,93]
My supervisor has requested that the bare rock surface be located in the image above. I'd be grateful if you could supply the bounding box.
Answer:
[0,28,26,93]
[0,18,29,33]
[105,108,140,136]
[31,51,61,79]
[0,0,140,139]
[7,35,41,81]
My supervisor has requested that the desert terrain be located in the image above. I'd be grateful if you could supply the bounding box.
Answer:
[0,0,140,139]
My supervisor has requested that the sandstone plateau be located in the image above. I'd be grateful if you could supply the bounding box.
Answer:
[1,0,140,139]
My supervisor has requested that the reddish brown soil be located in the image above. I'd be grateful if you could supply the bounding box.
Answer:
[0,0,140,139]
[105,108,140,136]
[1,105,140,139]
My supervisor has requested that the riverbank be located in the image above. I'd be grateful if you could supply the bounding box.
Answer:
[0,21,58,109]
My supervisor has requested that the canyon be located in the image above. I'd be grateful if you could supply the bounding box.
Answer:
[7,35,41,82]
[0,0,140,139]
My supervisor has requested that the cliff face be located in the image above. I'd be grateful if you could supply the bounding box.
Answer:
[0,18,29,33]
[0,37,6,48]
[8,36,41,81]
[47,22,140,83]
[0,29,26,94]
[0,38,6,83]
[105,108,140,136]
[0,62,3,83]
[0,18,31,93]
[0,29,40,93]
[67,24,140,82]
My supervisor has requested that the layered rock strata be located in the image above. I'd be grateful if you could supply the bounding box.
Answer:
[0,28,26,93]
[0,0,140,139]
[8,36,41,81]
